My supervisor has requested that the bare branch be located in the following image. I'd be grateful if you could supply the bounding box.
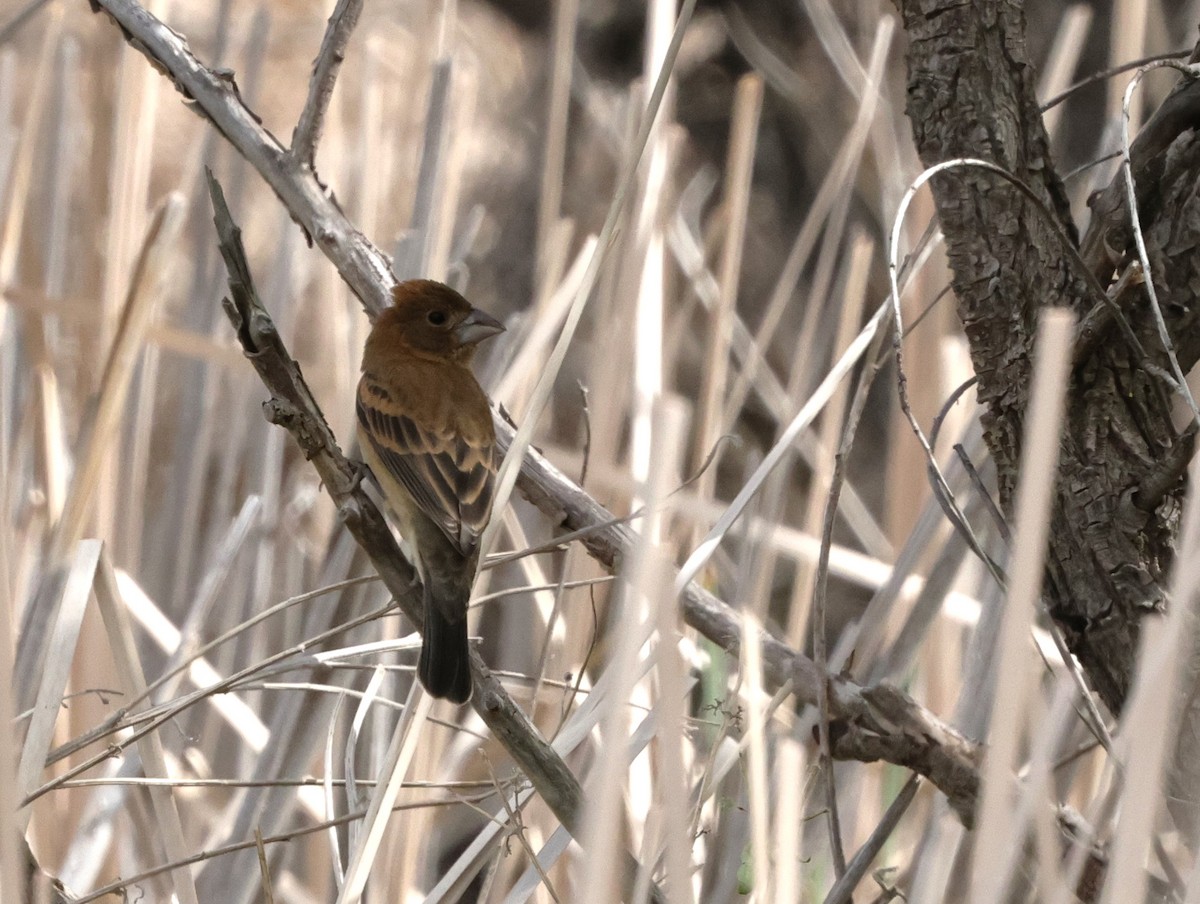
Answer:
[289,0,364,169]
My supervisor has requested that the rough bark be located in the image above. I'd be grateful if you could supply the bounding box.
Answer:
[896,0,1200,714]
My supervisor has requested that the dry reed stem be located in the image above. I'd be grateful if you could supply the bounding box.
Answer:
[534,0,578,293]
[93,547,200,904]
[579,399,685,901]
[970,310,1074,901]
[49,195,184,561]
[338,685,433,902]
[649,403,695,904]
[741,607,772,898]
[1038,6,1094,139]
[690,72,761,493]
[1108,0,1149,126]
[0,4,58,287]
[786,232,874,651]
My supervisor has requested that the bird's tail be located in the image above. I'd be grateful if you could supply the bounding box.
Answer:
[418,586,472,704]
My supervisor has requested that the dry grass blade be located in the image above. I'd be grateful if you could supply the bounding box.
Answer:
[0,435,21,901]
[970,310,1074,902]
[16,540,100,830]
[93,548,200,904]
[49,194,184,561]
[337,686,433,903]
[344,666,387,845]
[675,300,890,594]
[483,0,699,553]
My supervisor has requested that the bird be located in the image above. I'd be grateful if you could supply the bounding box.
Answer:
[356,280,505,703]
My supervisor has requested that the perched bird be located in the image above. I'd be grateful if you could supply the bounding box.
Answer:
[356,280,505,703]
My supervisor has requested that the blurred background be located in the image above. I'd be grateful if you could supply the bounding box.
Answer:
[2,0,1198,901]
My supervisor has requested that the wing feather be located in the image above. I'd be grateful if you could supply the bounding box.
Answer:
[357,377,495,555]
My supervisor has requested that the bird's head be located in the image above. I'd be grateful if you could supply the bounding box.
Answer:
[372,280,505,362]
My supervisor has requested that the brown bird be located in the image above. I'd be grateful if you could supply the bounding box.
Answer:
[356,280,505,703]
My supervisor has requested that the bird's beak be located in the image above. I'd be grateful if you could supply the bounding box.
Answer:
[456,308,506,345]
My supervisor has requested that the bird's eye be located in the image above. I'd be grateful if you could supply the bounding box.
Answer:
[427,310,448,326]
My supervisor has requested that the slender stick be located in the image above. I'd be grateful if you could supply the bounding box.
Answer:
[290,0,364,168]
[689,73,762,507]
[970,310,1075,901]
[94,549,201,904]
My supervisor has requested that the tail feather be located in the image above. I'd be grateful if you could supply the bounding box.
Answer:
[418,587,472,703]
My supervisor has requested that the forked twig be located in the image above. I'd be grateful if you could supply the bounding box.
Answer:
[290,0,364,169]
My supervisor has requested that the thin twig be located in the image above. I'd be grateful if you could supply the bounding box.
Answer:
[815,455,849,877]
[289,0,364,169]
[71,788,503,904]
[812,315,892,876]
[1040,49,1191,112]
[1118,60,1200,426]
[823,775,921,904]
[953,444,1010,544]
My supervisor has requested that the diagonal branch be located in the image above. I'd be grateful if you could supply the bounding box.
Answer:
[88,0,983,828]
[289,0,364,169]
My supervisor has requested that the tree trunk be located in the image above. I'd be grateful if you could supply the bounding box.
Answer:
[895,0,1200,714]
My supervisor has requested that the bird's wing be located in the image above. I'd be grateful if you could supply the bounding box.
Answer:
[356,377,495,555]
